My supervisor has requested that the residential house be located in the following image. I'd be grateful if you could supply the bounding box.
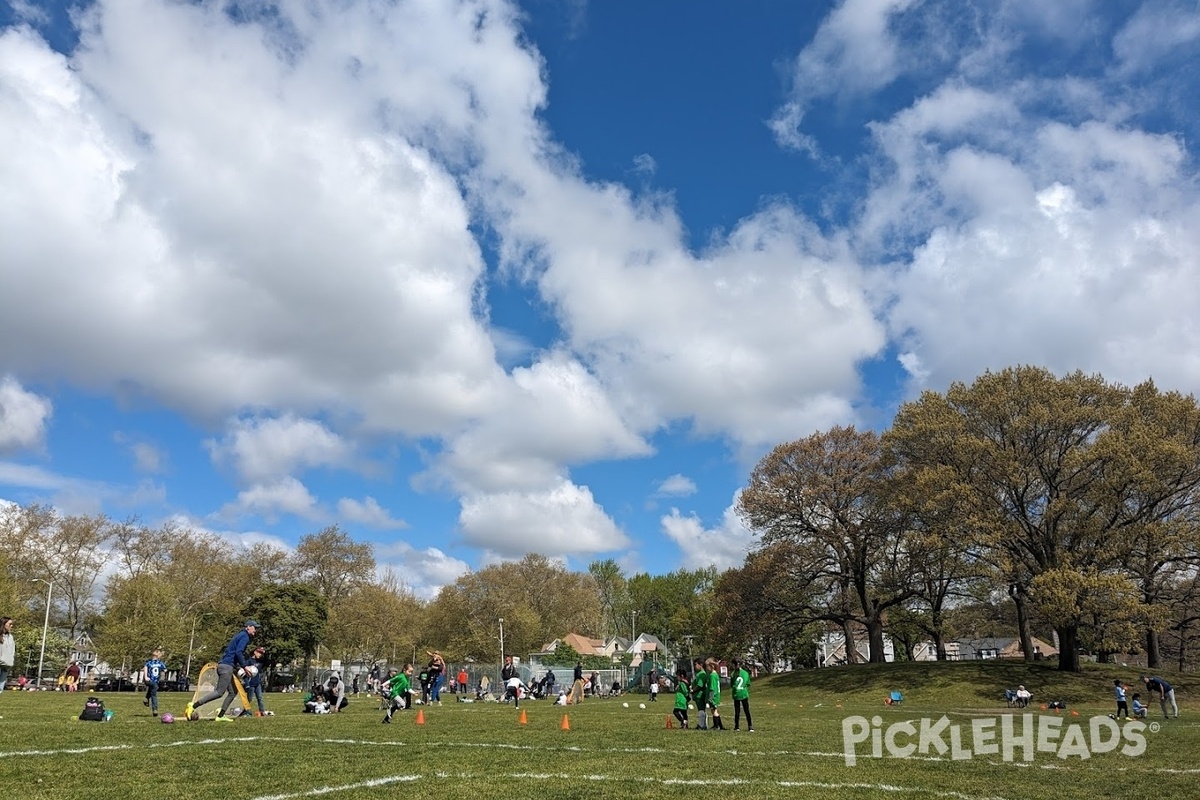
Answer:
[949,636,1058,661]
[815,632,895,666]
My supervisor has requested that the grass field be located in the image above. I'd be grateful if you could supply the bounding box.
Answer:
[1,661,1197,799]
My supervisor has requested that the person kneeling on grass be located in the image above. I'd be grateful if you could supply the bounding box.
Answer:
[1132,693,1148,719]
[323,674,349,712]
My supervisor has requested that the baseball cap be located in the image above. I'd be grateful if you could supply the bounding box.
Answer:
[245,620,261,629]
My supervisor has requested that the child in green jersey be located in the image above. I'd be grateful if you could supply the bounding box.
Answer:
[382,664,413,724]
[731,658,753,732]
[692,660,708,730]
[705,658,726,730]
[673,669,690,729]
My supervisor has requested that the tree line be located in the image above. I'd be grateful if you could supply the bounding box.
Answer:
[2,366,1198,679]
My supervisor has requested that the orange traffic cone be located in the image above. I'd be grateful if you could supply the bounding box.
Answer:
[416,709,426,725]
[560,713,570,731]
[665,714,674,729]
[519,708,528,725]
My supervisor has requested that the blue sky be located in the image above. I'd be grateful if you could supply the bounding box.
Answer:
[2,0,1199,597]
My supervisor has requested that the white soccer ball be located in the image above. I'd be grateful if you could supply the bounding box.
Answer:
[639,703,646,709]
[243,665,259,677]
[622,702,629,708]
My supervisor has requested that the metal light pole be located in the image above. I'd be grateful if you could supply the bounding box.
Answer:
[632,611,637,642]
[498,618,504,667]
[33,578,53,689]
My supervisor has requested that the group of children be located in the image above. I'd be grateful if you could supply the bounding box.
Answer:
[1113,679,1150,720]
[672,657,754,733]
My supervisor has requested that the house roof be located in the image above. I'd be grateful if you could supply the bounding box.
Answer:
[560,632,605,656]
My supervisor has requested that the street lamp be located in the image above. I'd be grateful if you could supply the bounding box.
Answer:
[498,618,504,668]
[33,578,54,689]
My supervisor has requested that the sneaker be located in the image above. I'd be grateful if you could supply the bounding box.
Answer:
[143,699,149,707]
[749,728,756,733]
[184,702,195,720]
[214,714,232,723]
[152,712,158,717]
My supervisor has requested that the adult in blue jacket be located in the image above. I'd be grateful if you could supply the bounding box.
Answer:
[186,620,259,721]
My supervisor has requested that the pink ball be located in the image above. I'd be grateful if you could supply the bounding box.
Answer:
[160,713,175,724]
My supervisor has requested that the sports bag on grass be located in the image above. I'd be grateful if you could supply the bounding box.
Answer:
[79,696,106,721]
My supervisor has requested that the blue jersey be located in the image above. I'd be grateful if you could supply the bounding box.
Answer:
[220,629,253,667]
[145,658,167,683]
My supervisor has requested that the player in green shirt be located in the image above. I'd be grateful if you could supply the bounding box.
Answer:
[705,657,726,730]
[691,660,709,730]
[731,658,753,732]
[381,664,413,724]
[673,669,690,729]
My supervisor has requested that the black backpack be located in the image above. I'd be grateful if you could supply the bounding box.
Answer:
[79,696,106,721]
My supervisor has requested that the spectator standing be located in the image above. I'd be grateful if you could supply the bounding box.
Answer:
[0,618,14,696]
[501,655,521,708]
[65,661,81,692]
[567,662,585,705]
[426,651,446,705]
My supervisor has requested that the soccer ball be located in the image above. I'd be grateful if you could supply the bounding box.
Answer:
[161,713,175,724]
[639,703,646,709]
[244,665,258,677]
[622,702,629,708]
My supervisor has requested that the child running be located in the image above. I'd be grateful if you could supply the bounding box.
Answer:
[143,648,167,717]
[382,665,412,723]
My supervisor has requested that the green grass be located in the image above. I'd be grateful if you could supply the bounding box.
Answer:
[0,661,1196,800]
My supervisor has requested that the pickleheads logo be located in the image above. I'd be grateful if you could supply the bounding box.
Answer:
[841,714,1152,766]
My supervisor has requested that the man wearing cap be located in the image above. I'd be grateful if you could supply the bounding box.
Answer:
[323,672,349,712]
[185,620,259,722]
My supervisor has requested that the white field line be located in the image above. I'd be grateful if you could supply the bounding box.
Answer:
[250,771,1010,800]
[0,734,1180,775]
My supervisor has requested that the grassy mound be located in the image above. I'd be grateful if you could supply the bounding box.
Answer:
[762,659,1196,709]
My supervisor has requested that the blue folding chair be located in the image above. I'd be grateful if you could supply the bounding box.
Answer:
[888,691,904,705]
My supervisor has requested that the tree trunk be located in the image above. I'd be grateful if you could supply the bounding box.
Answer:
[1056,624,1081,672]
[867,617,888,663]
[934,631,947,661]
[842,620,857,665]
[1146,629,1161,669]
[1178,626,1187,673]
[1011,584,1035,663]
